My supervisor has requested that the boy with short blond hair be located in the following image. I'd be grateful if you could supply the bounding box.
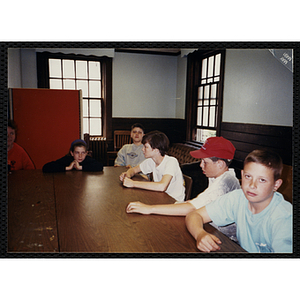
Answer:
[185,149,292,253]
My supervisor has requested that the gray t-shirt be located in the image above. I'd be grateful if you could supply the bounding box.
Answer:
[114,144,145,167]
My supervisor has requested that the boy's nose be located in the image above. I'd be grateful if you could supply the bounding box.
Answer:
[249,180,257,189]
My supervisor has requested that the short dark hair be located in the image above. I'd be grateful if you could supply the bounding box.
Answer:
[70,141,87,153]
[244,149,283,181]
[210,157,232,167]
[142,130,169,156]
[8,119,17,131]
[131,123,145,132]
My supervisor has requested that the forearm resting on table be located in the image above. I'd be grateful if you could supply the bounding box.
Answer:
[130,179,167,192]
[126,200,195,216]
[120,166,140,180]
[130,174,172,191]
[185,209,207,240]
[151,201,195,215]
[186,208,222,252]
[126,166,139,178]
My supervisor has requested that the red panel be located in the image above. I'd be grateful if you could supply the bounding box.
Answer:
[12,88,80,169]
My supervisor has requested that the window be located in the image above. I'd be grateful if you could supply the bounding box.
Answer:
[37,52,112,137]
[186,50,225,144]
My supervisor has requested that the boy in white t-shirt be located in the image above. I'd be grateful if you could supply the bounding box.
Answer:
[120,131,185,202]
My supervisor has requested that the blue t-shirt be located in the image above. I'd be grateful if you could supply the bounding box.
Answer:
[206,189,292,253]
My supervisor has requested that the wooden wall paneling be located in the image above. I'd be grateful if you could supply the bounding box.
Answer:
[109,118,187,151]
[220,122,292,166]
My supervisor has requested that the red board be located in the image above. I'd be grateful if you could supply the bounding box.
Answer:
[12,88,81,169]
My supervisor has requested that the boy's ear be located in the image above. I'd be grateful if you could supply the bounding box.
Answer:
[70,151,74,157]
[217,159,226,169]
[274,179,283,191]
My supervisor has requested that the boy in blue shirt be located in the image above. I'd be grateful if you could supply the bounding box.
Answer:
[185,149,292,253]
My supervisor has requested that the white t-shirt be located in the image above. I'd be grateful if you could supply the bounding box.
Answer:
[189,168,241,209]
[139,155,185,202]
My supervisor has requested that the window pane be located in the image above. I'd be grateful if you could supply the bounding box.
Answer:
[204,85,210,99]
[63,79,76,90]
[197,107,202,126]
[83,117,89,134]
[208,56,214,77]
[211,84,217,98]
[209,107,215,127]
[203,107,208,126]
[198,86,203,99]
[83,99,88,117]
[50,79,62,89]
[201,58,207,78]
[211,100,216,106]
[76,61,88,79]
[89,81,101,98]
[77,80,88,97]
[214,54,221,76]
[89,61,101,80]
[90,118,101,135]
[49,59,61,77]
[63,60,75,79]
[89,100,101,117]
[196,129,216,143]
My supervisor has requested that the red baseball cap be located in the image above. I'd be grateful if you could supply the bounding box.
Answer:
[190,137,235,160]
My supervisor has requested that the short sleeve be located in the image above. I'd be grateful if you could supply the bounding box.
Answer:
[139,158,154,175]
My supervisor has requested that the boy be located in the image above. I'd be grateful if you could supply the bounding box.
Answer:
[42,139,103,172]
[126,136,240,240]
[120,130,185,202]
[114,123,145,168]
[185,149,292,253]
[7,119,35,170]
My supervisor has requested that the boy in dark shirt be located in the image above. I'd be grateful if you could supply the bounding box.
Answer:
[42,139,103,173]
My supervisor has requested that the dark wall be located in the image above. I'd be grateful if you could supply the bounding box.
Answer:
[108,118,187,151]
[220,122,292,178]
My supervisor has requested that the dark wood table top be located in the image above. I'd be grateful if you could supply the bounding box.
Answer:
[8,170,59,252]
[8,168,247,254]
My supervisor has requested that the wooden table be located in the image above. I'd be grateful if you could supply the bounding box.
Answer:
[8,168,247,254]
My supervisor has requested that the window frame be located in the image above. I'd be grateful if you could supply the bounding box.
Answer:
[185,49,225,145]
[36,51,112,139]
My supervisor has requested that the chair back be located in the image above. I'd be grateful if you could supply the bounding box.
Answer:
[114,130,132,151]
[183,174,193,201]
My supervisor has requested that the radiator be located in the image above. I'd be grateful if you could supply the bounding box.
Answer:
[84,135,107,165]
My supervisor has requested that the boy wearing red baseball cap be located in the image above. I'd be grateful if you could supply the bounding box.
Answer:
[126,136,241,239]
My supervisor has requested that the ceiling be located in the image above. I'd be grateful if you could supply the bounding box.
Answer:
[116,48,181,55]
